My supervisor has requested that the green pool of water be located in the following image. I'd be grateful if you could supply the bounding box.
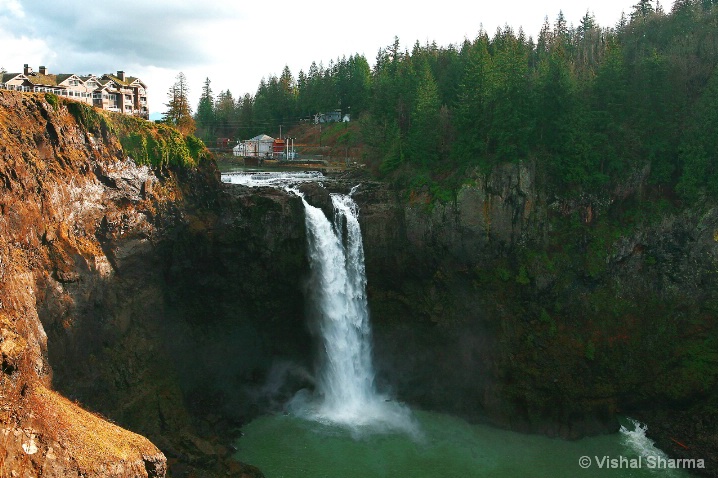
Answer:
[235,410,694,478]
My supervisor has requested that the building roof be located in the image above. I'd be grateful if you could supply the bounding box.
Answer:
[102,74,136,87]
[97,78,120,89]
[249,134,274,142]
[28,74,59,86]
[27,73,79,87]
[126,77,146,88]
[0,73,23,83]
[107,76,127,86]
[56,74,75,84]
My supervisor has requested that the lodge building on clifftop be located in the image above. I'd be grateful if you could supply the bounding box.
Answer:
[0,64,149,119]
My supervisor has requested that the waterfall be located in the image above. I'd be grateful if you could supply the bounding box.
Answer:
[291,191,418,435]
[303,194,375,420]
[220,169,418,434]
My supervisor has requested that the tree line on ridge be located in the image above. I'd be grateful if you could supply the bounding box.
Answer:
[164,0,718,201]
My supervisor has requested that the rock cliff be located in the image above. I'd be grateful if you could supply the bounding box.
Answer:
[0,90,171,476]
[0,91,290,477]
[1,89,715,477]
[213,166,717,474]
[349,164,717,475]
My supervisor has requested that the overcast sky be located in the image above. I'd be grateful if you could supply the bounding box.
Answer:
[1,0,640,119]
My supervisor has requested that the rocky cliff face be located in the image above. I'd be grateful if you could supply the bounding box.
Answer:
[349,164,717,474]
[0,91,300,477]
[0,91,170,476]
[2,89,715,477]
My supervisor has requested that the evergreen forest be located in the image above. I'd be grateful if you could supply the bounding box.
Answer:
[193,0,718,202]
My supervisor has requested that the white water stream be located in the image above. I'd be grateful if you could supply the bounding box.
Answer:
[289,191,417,435]
[221,170,324,187]
[224,170,416,433]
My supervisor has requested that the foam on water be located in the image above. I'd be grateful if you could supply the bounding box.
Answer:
[620,418,667,460]
[221,170,324,187]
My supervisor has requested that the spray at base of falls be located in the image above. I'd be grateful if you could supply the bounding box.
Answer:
[287,188,419,437]
[620,418,671,461]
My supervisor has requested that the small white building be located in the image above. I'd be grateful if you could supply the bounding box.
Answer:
[233,134,275,157]
[314,110,343,124]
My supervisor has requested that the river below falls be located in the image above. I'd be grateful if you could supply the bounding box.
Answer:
[235,410,693,478]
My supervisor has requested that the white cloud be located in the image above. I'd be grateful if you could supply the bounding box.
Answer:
[12,0,244,68]
[0,0,23,18]
[0,28,54,73]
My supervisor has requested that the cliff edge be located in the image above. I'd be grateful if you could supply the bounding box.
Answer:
[0,91,178,476]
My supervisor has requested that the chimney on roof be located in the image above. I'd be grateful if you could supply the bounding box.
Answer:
[117,70,126,81]
[39,66,47,75]
[24,64,33,75]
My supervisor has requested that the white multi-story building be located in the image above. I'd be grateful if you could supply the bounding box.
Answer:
[0,65,149,119]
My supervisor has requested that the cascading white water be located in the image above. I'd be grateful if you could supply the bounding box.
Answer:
[291,191,418,435]
[221,170,324,187]
[304,194,374,420]
[225,169,417,434]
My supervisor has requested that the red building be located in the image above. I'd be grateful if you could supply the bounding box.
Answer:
[272,138,285,158]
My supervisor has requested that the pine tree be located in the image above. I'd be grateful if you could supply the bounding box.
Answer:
[554,10,569,42]
[537,16,552,60]
[488,28,532,161]
[408,65,441,167]
[195,77,215,142]
[238,93,255,137]
[616,11,629,31]
[296,69,309,117]
[453,32,492,166]
[279,65,297,123]
[677,66,718,200]
[215,90,237,139]
[163,72,195,136]
[631,0,655,23]
[590,37,629,178]
[536,42,579,184]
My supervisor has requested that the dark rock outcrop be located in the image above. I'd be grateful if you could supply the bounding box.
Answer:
[347,165,716,475]
[0,91,289,477]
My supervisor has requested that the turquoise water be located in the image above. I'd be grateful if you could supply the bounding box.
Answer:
[236,410,694,478]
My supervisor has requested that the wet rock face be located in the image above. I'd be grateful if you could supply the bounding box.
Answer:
[0,91,297,477]
[352,165,717,471]
[158,184,311,426]
[0,91,168,477]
